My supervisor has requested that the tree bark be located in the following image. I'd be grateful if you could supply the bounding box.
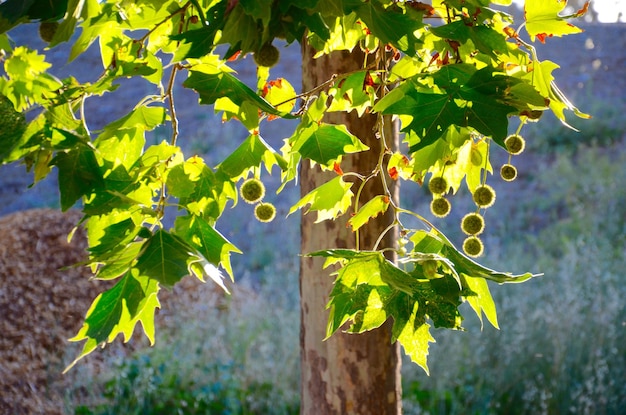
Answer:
[299,41,402,415]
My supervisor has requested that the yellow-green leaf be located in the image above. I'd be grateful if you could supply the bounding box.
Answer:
[348,195,390,231]
[289,176,353,222]
[525,0,583,42]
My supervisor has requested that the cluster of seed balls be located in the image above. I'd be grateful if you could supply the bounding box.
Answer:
[239,178,276,223]
[429,134,526,257]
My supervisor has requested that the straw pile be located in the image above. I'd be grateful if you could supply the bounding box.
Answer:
[0,209,232,414]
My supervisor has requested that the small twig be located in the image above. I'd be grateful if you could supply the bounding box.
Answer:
[166,64,181,145]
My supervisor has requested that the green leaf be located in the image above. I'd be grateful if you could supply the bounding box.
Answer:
[431,20,508,58]
[327,71,376,116]
[440,241,538,284]
[0,0,68,33]
[82,165,153,216]
[65,269,160,372]
[171,26,219,60]
[525,0,583,42]
[292,123,369,167]
[462,274,499,329]
[87,215,138,258]
[183,70,296,119]
[394,312,435,374]
[0,94,27,162]
[219,4,261,55]
[289,176,354,222]
[387,91,465,152]
[174,214,241,280]
[218,134,285,179]
[310,249,440,374]
[135,229,199,288]
[348,195,390,231]
[177,159,235,220]
[99,105,167,136]
[353,1,423,55]
[52,145,104,211]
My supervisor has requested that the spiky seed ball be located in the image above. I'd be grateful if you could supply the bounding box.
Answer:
[39,22,59,43]
[461,212,485,235]
[253,43,280,68]
[500,164,518,182]
[463,236,484,258]
[240,178,265,204]
[504,134,526,155]
[472,184,496,208]
[430,197,451,218]
[428,176,448,195]
[254,202,276,223]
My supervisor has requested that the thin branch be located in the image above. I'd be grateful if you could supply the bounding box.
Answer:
[166,63,181,146]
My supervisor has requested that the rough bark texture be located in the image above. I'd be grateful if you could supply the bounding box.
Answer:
[299,42,402,415]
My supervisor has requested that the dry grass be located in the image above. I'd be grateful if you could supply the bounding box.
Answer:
[0,209,234,414]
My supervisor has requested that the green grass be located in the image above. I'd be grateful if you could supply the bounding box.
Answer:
[401,144,626,414]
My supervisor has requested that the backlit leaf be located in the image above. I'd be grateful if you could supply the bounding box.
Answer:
[292,123,369,167]
[65,269,160,372]
[289,176,354,222]
[52,145,104,211]
[135,229,199,288]
[525,0,583,42]
[348,195,390,231]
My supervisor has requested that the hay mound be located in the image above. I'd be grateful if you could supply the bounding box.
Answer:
[0,209,233,414]
[0,209,95,414]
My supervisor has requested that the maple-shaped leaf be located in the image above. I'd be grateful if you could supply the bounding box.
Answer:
[218,134,286,179]
[183,70,296,119]
[176,160,236,220]
[65,270,160,372]
[292,123,369,167]
[327,71,376,117]
[353,0,423,55]
[525,0,583,43]
[289,176,354,222]
[135,229,200,288]
[174,214,241,280]
[381,90,465,152]
[309,250,444,374]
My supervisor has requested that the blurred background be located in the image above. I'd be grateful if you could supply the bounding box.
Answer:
[0,2,624,414]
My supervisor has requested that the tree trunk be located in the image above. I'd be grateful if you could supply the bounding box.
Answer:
[299,41,402,415]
